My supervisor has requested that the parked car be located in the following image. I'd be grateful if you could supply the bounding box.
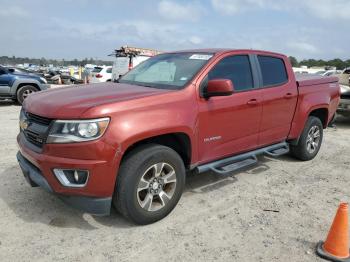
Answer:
[313,70,342,77]
[90,66,112,83]
[337,84,350,117]
[5,67,44,77]
[17,49,339,224]
[320,70,342,77]
[0,65,50,104]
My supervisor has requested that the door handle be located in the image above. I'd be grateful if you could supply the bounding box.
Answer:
[247,99,259,105]
[284,93,293,99]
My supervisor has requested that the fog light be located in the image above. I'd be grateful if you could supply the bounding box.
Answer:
[53,169,89,187]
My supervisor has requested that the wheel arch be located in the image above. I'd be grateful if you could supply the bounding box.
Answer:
[121,132,192,169]
[17,83,40,91]
[11,79,41,95]
[288,106,329,146]
[308,107,329,128]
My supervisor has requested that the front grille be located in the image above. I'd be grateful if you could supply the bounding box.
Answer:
[25,130,44,147]
[27,112,52,125]
[22,111,52,149]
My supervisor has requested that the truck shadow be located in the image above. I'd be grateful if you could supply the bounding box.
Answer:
[0,166,133,230]
[184,155,281,194]
[0,154,290,229]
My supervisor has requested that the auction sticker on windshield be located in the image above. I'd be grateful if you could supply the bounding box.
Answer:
[189,54,213,60]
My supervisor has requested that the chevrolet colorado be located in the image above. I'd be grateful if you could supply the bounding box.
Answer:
[17,49,340,224]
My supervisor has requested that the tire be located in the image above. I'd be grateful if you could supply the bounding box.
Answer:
[114,144,186,225]
[17,85,39,105]
[290,116,323,161]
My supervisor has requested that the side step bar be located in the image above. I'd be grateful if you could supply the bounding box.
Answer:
[197,142,289,176]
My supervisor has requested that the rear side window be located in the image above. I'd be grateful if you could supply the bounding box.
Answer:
[106,68,112,73]
[258,56,288,87]
[208,55,253,91]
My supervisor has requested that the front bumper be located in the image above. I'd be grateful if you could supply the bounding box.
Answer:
[17,151,112,215]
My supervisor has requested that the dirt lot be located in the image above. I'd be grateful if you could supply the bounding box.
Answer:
[0,100,349,262]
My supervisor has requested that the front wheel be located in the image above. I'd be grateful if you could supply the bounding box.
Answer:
[114,144,186,225]
[290,116,323,161]
[17,85,39,105]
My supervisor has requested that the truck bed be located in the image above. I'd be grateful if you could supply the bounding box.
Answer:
[296,74,339,87]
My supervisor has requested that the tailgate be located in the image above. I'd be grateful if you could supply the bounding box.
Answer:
[296,75,339,87]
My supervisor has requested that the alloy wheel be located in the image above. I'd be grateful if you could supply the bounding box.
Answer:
[137,162,177,212]
[306,125,321,154]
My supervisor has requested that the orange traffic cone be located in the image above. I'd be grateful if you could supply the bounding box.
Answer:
[316,203,350,261]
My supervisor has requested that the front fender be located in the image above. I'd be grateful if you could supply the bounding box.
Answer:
[10,78,45,95]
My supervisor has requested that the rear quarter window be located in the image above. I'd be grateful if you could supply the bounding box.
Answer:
[258,56,288,87]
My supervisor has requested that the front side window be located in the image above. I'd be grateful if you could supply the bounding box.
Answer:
[119,53,213,90]
[258,56,288,87]
[207,55,254,91]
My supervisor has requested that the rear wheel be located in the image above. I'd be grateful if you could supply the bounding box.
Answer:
[17,85,39,105]
[114,144,186,225]
[290,116,323,161]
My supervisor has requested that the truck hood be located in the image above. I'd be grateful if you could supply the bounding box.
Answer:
[23,82,172,119]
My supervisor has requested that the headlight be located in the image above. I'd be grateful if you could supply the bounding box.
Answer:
[47,118,110,143]
[19,108,27,131]
[40,77,47,84]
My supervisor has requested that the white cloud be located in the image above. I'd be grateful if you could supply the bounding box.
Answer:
[302,0,350,20]
[46,18,202,51]
[189,36,202,45]
[211,0,350,20]
[158,1,202,21]
[211,0,282,15]
[0,6,29,18]
[287,42,320,54]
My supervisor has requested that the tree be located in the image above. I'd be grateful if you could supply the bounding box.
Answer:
[288,56,299,67]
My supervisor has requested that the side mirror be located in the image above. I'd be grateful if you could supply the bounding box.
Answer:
[8,68,15,73]
[204,79,234,99]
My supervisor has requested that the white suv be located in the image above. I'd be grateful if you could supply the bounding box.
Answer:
[90,66,112,83]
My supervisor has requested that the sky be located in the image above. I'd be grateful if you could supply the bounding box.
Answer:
[0,0,349,61]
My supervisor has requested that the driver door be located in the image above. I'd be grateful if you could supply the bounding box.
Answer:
[197,55,262,164]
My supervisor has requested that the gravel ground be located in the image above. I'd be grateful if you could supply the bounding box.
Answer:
[0,100,349,262]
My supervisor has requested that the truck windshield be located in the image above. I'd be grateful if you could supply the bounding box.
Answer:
[118,53,213,90]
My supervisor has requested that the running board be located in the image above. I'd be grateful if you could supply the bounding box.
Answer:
[264,144,289,157]
[197,142,289,176]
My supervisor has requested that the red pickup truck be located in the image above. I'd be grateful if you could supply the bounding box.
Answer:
[17,49,340,224]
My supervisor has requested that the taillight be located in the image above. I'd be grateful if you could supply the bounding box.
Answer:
[96,74,103,78]
[128,61,133,71]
